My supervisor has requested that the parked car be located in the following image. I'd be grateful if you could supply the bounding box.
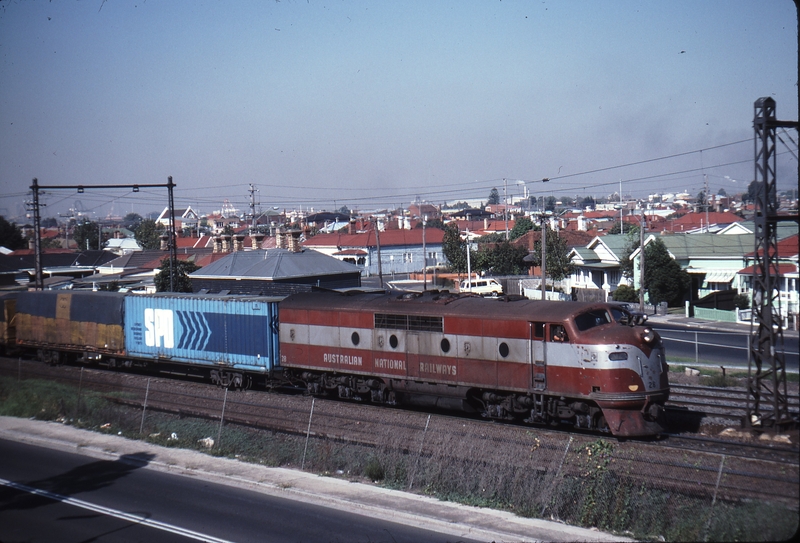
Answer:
[459,278,503,297]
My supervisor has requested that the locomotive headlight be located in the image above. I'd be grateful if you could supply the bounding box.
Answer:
[641,327,656,344]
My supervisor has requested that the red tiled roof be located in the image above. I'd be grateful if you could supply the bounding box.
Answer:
[738,263,798,276]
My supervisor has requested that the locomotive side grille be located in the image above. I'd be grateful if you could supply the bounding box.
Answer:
[375,313,443,333]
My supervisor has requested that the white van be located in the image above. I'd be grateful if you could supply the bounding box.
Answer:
[459,278,503,296]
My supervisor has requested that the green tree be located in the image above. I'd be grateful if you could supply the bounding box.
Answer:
[474,240,528,275]
[544,196,557,212]
[155,258,200,293]
[123,212,143,230]
[509,216,534,240]
[644,238,690,306]
[0,216,26,250]
[528,227,576,281]
[441,223,470,273]
[73,220,102,251]
[618,229,642,279]
[135,219,164,250]
[612,284,639,302]
[742,180,759,204]
[487,188,500,205]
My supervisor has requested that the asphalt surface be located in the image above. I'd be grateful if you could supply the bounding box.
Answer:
[0,416,630,543]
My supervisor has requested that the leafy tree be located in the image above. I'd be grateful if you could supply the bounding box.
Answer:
[474,240,528,275]
[135,219,165,250]
[441,223,471,273]
[41,217,58,228]
[733,293,750,310]
[577,195,595,210]
[528,226,576,281]
[123,212,143,230]
[717,188,727,197]
[487,188,500,205]
[509,216,534,240]
[742,180,759,204]
[0,216,26,250]
[608,220,639,236]
[644,238,690,306]
[544,196,556,212]
[155,258,200,293]
[528,196,537,208]
[612,284,639,303]
[73,220,103,251]
[619,229,642,279]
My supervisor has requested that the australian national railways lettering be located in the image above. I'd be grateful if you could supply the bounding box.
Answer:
[375,358,406,371]
[323,352,363,366]
[420,362,457,376]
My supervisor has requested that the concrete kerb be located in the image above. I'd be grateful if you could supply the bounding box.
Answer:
[0,416,631,543]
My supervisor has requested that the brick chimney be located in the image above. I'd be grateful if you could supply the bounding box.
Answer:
[251,233,264,250]
[348,219,356,235]
[276,228,285,249]
[221,234,231,252]
[233,234,245,252]
[287,230,302,253]
[160,234,169,251]
[212,236,222,253]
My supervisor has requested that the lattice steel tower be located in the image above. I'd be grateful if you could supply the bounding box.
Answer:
[746,97,798,432]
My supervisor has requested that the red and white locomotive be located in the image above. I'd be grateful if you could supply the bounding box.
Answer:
[279,290,669,437]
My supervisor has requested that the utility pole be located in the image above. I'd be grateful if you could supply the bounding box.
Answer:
[373,218,383,289]
[703,173,710,232]
[540,215,547,301]
[248,183,259,230]
[422,215,427,291]
[639,208,646,313]
[504,178,509,240]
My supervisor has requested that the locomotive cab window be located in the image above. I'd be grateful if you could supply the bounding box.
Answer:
[531,322,545,340]
[550,325,568,343]
[573,310,612,332]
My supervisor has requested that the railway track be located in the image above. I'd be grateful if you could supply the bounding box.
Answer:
[1,356,798,511]
[667,382,800,423]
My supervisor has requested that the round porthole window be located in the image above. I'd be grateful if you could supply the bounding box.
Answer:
[499,342,509,358]
[440,338,451,353]
[351,332,360,346]
[389,335,398,349]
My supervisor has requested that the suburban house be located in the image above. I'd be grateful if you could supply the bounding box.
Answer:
[156,206,200,233]
[302,227,446,277]
[566,234,629,301]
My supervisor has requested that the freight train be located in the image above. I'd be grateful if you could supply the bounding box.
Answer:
[1,289,669,437]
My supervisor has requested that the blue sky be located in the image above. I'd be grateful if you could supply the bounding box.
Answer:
[0,0,796,220]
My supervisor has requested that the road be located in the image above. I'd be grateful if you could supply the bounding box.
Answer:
[0,439,482,543]
[651,322,799,372]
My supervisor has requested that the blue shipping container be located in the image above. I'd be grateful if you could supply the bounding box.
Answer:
[124,294,281,372]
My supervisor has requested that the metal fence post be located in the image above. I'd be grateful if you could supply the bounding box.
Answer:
[76,367,84,418]
[407,414,431,491]
[301,397,315,470]
[216,387,228,448]
[703,455,726,542]
[139,378,150,435]
[695,331,699,365]
[540,436,573,517]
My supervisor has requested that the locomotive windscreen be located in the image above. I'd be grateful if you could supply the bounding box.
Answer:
[574,309,613,331]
